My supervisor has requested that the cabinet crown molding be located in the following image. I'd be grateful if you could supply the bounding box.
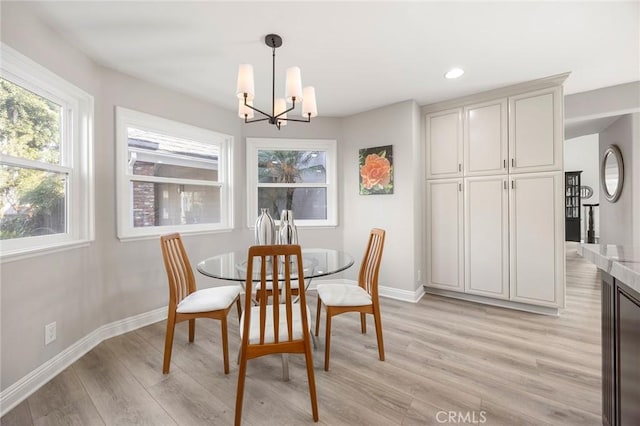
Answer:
[421,72,570,114]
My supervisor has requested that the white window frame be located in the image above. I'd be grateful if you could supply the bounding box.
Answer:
[246,138,337,228]
[115,107,233,240]
[0,44,94,261]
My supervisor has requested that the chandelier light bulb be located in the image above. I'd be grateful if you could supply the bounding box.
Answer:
[236,64,255,99]
[302,87,318,118]
[285,67,303,103]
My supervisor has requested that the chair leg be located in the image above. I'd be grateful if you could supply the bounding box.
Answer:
[235,298,242,323]
[373,306,385,361]
[188,318,195,342]
[221,315,230,374]
[324,311,332,371]
[281,354,290,382]
[303,334,319,421]
[234,347,248,426]
[360,312,367,334]
[162,312,176,374]
[315,296,322,337]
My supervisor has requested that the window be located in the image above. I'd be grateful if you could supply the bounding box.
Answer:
[0,44,94,259]
[246,138,337,227]
[116,107,232,240]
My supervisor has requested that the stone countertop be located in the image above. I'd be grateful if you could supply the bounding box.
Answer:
[578,244,640,294]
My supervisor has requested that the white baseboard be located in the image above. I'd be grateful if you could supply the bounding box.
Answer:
[0,307,167,417]
[309,279,426,303]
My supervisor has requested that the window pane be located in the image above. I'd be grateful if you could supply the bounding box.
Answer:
[0,78,62,164]
[128,128,219,181]
[258,187,327,220]
[258,150,326,184]
[0,165,67,239]
[131,181,220,227]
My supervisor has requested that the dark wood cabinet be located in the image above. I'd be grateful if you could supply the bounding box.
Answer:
[602,272,640,426]
[565,171,581,241]
[616,283,640,425]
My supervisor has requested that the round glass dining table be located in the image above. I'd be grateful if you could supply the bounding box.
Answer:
[197,248,355,282]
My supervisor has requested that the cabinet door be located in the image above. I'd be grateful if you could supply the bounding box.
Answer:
[509,172,565,307]
[465,176,509,299]
[508,87,563,173]
[425,108,463,179]
[464,99,508,176]
[426,179,464,291]
[616,283,640,426]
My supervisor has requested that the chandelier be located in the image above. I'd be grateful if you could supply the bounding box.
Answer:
[236,34,318,130]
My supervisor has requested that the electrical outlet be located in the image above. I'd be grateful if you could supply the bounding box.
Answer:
[45,322,56,345]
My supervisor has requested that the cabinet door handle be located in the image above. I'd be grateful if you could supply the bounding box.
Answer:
[503,180,507,190]
[503,159,506,169]
[511,158,515,168]
[511,180,515,189]
[459,183,462,192]
[458,163,462,172]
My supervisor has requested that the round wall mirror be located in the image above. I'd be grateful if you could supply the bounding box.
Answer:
[601,144,624,202]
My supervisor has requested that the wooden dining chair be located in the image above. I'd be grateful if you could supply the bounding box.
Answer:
[235,244,318,425]
[160,233,241,375]
[315,228,386,371]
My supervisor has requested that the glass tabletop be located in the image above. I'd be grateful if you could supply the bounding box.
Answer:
[197,248,354,282]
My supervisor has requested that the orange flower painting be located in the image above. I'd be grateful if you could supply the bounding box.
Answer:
[359,145,393,195]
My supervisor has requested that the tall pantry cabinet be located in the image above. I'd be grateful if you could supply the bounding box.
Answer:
[424,74,567,314]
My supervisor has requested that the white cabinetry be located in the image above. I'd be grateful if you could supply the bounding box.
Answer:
[426,179,464,292]
[464,99,508,176]
[508,86,563,173]
[423,75,567,313]
[509,172,564,307]
[425,108,462,179]
[464,176,509,299]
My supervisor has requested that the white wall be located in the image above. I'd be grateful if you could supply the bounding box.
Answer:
[341,101,424,300]
[564,134,600,239]
[598,114,638,245]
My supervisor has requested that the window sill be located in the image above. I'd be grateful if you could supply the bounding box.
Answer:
[1,239,92,264]
[117,227,234,242]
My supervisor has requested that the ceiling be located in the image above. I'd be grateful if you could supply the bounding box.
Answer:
[27,1,640,118]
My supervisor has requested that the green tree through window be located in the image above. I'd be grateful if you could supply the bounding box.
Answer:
[0,78,65,239]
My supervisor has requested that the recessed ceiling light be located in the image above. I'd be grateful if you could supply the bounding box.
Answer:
[445,68,464,79]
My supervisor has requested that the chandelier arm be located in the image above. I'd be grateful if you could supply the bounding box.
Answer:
[243,96,273,120]
[244,116,270,124]
[273,99,296,119]
[278,115,312,123]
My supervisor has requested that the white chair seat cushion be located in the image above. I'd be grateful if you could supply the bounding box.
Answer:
[240,303,311,345]
[176,285,240,314]
[316,283,372,307]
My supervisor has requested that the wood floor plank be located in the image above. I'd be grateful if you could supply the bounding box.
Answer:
[32,394,105,426]
[0,399,33,426]
[26,367,103,426]
[71,344,176,425]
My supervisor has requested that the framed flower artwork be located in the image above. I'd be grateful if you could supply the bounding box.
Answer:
[359,145,394,195]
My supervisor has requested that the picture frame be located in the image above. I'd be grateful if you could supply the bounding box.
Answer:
[359,145,393,195]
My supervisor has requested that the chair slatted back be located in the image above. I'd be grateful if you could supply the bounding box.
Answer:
[358,228,386,298]
[160,233,196,307]
[244,244,309,346]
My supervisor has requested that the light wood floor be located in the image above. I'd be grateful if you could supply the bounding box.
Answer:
[2,245,602,425]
